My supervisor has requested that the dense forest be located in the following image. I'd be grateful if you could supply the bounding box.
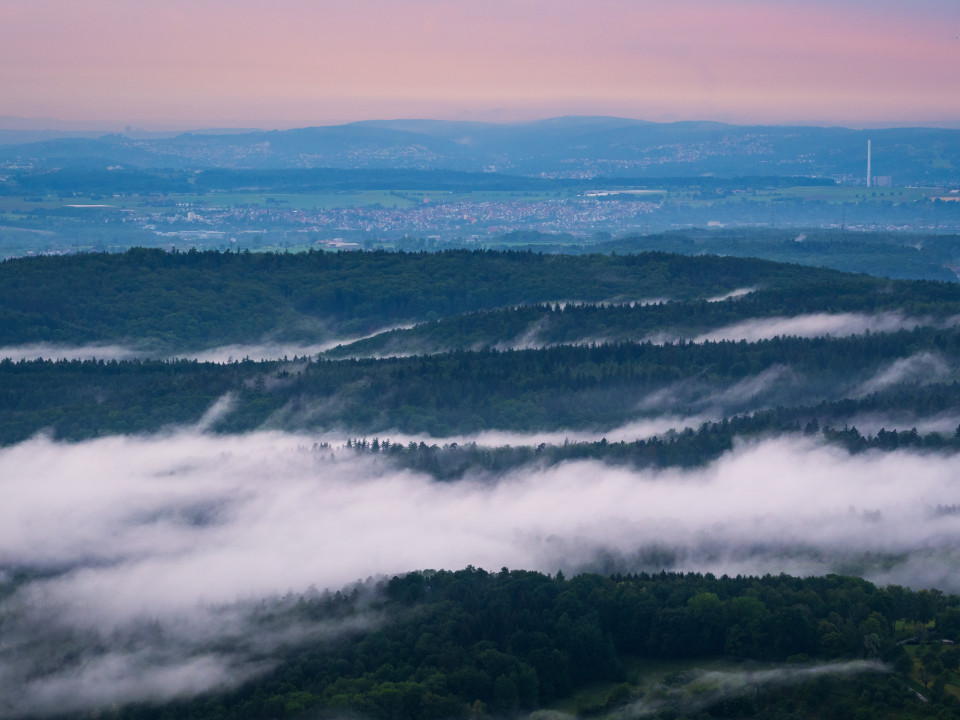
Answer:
[4,327,960,443]
[6,248,960,720]
[324,278,960,358]
[16,568,960,720]
[0,249,846,351]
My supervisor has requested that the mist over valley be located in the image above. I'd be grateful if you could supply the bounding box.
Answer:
[6,0,960,714]
[3,246,960,717]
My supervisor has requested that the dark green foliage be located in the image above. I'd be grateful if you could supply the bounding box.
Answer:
[77,569,960,720]
[326,276,960,358]
[4,326,960,445]
[0,248,845,351]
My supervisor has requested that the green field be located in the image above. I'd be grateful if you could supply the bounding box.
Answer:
[0,187,575,213]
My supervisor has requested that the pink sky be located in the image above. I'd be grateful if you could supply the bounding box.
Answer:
[2,0,959,129]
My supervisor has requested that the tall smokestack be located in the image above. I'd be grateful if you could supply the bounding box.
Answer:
[867,139,871,188]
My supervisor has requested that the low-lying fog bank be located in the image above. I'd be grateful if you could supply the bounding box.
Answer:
[0,326,417,364]
[0,343,146,362]
[6,429,960,608]
[679,311,959,344]
[3,428,959,713]
[3,312,958,366]
[331,310,960,359]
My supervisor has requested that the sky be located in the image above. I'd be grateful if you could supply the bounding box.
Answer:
[1,0,959,130]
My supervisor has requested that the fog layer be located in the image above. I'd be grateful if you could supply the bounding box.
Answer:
[691,312,958,344]
[7,430,960,610]
[3,429,959,713]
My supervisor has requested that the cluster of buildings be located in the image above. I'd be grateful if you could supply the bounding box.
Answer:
[132,196,662,240]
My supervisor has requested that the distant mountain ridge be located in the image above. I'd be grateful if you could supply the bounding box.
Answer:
[1,116,958,183]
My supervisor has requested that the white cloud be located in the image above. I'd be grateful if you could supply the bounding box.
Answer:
[691,312,955,344]
[706,287,756,303]
[3,429,960,712]
[853,352,950,398]
[5,430,960,611]
[0,343,143,362]
[0,325,418,364]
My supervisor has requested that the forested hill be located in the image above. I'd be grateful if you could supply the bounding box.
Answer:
[47,568,960,720]
[324,278,960,358]
[0,248,843,353]
[5,328,960,445]
[5,248,960,443]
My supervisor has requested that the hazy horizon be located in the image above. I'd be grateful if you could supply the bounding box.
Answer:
[2,1,958,130]
[4,112,960,136]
